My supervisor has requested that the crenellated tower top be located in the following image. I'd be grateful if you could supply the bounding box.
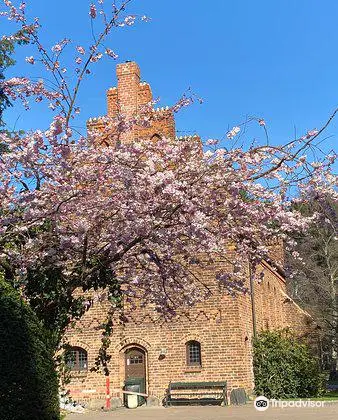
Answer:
[87,61,184,145]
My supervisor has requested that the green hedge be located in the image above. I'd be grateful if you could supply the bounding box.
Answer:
[253,330,324,399]
[0,276,60,420]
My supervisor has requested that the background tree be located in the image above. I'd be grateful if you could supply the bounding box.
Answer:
[287,198,338,379]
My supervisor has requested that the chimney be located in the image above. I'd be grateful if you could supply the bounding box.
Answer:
[116,61,140,117]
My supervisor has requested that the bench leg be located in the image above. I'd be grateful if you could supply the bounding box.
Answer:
[223,388,227,406]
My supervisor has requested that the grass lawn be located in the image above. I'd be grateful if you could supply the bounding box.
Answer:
[280,390,338,401]
[322,390,338,399]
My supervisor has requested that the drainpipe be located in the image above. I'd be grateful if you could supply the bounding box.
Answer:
[249,262,257,338]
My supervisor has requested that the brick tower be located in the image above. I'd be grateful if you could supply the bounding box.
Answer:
[87,61,177,145]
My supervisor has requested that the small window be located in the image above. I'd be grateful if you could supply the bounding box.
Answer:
[151,134,161,141]
[129,355,143,364]
[186,340,201,366]
[66,347,88,372]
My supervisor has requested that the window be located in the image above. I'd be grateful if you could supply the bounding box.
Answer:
[129,354,143,364]
[66,347,88,372]
[151,134,161,141]
[186,340,201,366]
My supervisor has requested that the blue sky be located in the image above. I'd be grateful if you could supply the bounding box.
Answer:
[2,0,338,161]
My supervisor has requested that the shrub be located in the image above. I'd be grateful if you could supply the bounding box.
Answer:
[0,275,60,420]
[253,329,324,399]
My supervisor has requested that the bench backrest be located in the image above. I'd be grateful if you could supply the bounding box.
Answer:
[170,381,227,390]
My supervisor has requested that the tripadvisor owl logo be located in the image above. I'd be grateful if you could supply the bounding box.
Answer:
[254,395,269,411]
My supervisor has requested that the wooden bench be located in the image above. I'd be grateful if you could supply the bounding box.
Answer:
[165,381,227,407]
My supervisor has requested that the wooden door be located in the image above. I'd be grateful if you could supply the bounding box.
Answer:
[124,347,146,405]
[125,347,146,380]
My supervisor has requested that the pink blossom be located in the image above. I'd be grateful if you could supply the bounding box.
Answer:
[105,48,118,59]
[2,77,62,110]
[226,126,240,139]
[90,53,103,62]
[206,139,218,146]
[25,56,35,64]
[124,15,136,26]
[76,46,85,55]
[258,119,266,126]
[306,129,319,138]
[51,44,62,53]
[89,4,97,19]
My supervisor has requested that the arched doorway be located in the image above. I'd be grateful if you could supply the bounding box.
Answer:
[124,347,147,406]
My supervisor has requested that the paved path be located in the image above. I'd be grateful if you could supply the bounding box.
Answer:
[67,402,338,420]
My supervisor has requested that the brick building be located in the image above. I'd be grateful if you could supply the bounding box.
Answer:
[65,62,316,409]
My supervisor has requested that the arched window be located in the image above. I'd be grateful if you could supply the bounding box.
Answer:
[186,341,201,366]
[66,347,88,372]
[151,133,161,141]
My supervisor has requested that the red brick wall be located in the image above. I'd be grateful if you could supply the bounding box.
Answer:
[65,255,315,406]
[65,255,255,406]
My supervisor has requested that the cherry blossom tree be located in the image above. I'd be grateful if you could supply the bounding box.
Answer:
[0,0,337,352]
